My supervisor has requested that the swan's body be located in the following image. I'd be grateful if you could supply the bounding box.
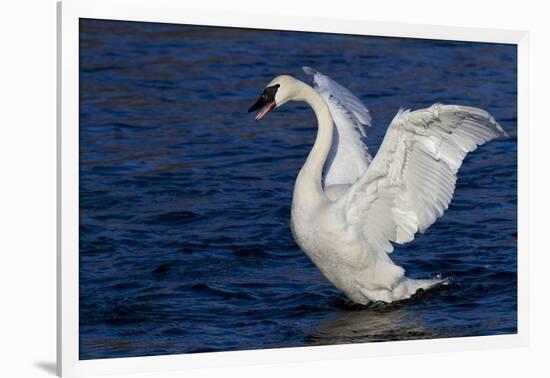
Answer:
[249,68,506,304]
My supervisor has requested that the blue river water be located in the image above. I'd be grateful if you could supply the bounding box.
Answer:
[79,19,517,359]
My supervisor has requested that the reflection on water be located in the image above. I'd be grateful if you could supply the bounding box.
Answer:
[311,305,432,345]
[79,19,518,359]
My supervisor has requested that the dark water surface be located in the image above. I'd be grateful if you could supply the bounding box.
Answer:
[79,19,517,359]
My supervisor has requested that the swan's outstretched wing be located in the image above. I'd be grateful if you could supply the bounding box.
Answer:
[303,67,372,188]
[343,104,506,257]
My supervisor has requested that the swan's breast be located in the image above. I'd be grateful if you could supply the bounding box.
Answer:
[291,202,367,268]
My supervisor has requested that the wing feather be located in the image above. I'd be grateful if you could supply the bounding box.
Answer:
[303,67,372,188]
[343,104,506,255]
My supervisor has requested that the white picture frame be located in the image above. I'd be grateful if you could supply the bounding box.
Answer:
[57,0,529,376]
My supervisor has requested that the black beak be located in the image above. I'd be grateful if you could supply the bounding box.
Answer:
[248,94,269,113]
[248,84,280,120]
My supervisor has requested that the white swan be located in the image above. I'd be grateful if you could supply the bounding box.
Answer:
[248,67,506,304]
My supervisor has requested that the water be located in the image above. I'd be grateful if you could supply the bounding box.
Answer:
[79,18,517,359]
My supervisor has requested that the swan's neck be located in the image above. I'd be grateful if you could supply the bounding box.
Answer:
[294,83,333,204]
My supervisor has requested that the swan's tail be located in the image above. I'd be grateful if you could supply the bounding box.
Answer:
[405,277,449,297]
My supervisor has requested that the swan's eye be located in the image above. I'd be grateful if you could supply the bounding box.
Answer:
[263,84,280,100]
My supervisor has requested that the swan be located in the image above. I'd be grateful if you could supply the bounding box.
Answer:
[248,67,506,304]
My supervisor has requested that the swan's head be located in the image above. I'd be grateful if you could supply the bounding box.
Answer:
[248,75,303,121]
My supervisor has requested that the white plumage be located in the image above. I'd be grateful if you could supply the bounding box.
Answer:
[249,68,506,304]
[303,66,372,190]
